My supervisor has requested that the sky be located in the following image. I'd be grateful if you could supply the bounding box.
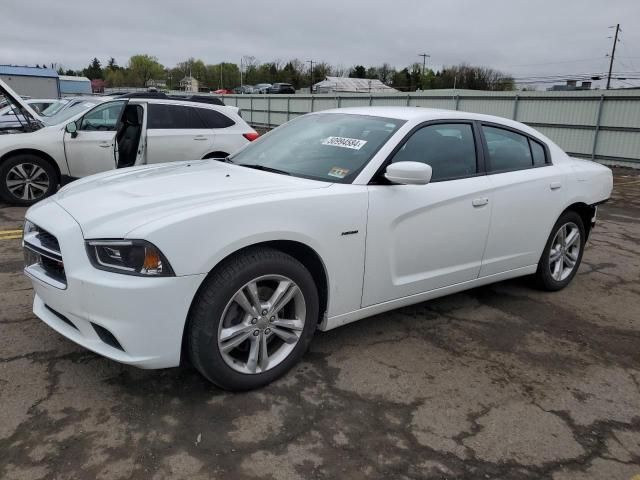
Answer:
[3,0,640,89]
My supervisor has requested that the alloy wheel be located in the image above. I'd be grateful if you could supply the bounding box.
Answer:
[217,274,306,374]
[549,222,581,281]
[6,163,50,201]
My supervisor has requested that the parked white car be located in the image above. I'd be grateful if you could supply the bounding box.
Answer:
[0,98,61,130]
[23,106,612,390]
[0,80,257,205]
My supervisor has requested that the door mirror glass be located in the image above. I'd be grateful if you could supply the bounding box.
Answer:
[384,161,432,185]
[65,121,78,138]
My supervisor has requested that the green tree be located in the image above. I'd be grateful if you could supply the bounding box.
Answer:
[64,69,76,76]
[83,57,103,80]
[127,54,164,87]
[349,65,366,78]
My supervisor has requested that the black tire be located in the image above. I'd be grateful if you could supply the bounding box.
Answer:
[0,154,58,206]
[535,210,586,291]
[187,247,319,391]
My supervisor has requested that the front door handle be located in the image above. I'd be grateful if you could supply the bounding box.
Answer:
[193,136,208,141]
[472,197,489,207]
[550,182,562,190]
[98,142,111,148]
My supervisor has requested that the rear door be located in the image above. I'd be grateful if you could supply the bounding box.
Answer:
[63,100,127,177]
[145,103,213,164]
[478,124,567,276]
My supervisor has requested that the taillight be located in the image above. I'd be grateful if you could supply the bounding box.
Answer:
[243,132,259,142]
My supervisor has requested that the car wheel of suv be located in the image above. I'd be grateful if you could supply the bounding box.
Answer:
[0,154,57,206]
[535,211,585,291]
[188,247,319,390]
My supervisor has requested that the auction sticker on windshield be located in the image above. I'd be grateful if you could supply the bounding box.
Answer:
[322,136,367,150]
[328,167,350,178]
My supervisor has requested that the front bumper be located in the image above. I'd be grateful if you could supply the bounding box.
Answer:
[24,200,206,369]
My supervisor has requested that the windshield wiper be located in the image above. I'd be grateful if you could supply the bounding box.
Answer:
[237,164,291,176]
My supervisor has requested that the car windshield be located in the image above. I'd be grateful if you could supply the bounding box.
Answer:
[40,99,70,117]
[42,101,99,126]
[229,113,405,183]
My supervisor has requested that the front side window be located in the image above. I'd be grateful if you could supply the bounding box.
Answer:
[229,113,405,183]
[483,126,533,172]
[147,104,205,129]
[79,101,126,131]
[390,123,477,181]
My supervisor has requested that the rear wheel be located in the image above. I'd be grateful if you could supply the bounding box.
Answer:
[0,154,57,205]
[535,211,585,291]
[187,247,318,390]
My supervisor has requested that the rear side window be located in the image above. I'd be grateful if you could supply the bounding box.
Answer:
[391,123,477,181]
[195,108,235,128]
[483,126,533,172]
[530,139,547,166]
[147,104,205,129]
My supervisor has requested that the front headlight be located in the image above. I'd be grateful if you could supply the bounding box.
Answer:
[86,240,174,276]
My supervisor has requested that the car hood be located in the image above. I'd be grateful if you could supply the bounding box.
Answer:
[0,78,42,123]
[53,160,331,238]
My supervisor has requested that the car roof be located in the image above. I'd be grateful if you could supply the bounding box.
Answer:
[317,106,539,134]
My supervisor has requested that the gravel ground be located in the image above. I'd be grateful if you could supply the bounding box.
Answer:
[0,168,638,480]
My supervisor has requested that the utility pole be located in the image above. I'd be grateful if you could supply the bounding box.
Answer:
[240,57,243,90]
[418,53,430,76]
[307,60,315,93]
[606,24,621,90]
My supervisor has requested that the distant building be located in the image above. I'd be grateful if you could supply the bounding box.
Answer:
[91,79,105,93]
[146,79,167,89]
[0,65,60,98]
[59,75,92,96]
[547,80,593,91]
[179,76,199,92]
[313,76,398,94]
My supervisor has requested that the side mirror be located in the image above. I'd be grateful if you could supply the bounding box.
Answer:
[65,121,78,138]
[384,161,432,185]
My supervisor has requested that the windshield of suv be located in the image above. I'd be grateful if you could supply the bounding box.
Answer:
[42,101,100,126]
[229,113,405,183]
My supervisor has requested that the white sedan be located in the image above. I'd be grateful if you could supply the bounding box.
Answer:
[23,107,613,390]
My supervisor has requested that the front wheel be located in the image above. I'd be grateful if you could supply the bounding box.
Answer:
[535,211,585,291]
[187,247,319,390]
[0,154,58,205]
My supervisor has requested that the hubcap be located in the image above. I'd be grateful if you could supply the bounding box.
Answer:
[549,222,581,281]
[6,163,50,201]
[217,275,306,374]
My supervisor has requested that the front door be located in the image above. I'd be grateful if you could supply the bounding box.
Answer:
[63,100,127,177]
[362,122,492,307]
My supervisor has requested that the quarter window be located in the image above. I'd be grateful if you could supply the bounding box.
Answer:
[483,126,533,172]
[147,104,206,129]
[390,123,477,181]
[79,101,126,131]
[195,107,235,128]
[530,139,547,166]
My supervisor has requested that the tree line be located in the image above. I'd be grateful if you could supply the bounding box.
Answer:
[60,55,515,92]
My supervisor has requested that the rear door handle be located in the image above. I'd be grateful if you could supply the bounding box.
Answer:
[550,182,562,190]
[98,142,111,148]
[472,197,489,207]
[193,136,208,141]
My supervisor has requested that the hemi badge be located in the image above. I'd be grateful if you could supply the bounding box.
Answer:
[341,230,359,236]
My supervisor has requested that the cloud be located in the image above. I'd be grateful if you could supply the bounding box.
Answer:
[2,0,638,88]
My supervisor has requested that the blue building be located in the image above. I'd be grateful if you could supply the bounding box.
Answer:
[59,75,92,96]
[0,65,60,98]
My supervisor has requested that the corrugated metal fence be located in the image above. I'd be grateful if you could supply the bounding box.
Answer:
[218,89,640,168]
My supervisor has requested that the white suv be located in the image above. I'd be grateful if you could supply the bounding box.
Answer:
[0,80,258,205]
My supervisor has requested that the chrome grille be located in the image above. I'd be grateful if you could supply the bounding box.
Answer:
[23,223,66,289]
